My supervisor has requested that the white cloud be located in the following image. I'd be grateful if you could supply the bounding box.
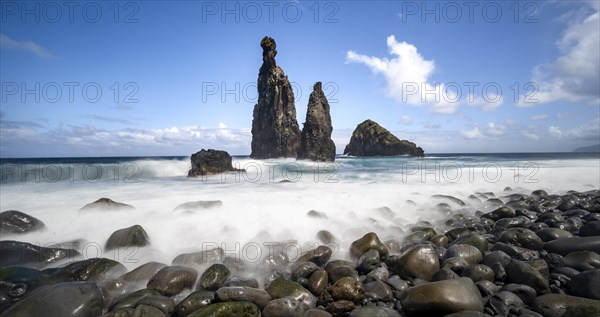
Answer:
[486,122,506,136]
[548,115,600,140]
[0,119,253,156]
[557,112,571,119]
[346,35,435,106]
[0,34,54,58]
[346,35,503,114]
[219,122,227,129]
[346,35,463,114]
[549,126,563,138]
[460,122,505,140]
[399,115,413,125]
[519,3,599,106]
[522,130,540,141]
[461,127,484,139]
[530,114,549,121]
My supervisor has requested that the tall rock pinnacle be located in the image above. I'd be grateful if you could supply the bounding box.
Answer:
[297,82,336,161]
[250,36,301,159]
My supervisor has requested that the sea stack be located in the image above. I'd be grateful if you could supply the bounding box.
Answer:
[297,82,336,161]
[344,119,424,157]
[250,36,301,159]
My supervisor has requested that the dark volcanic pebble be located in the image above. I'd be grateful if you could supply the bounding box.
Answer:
[505,260,550,294]
[544,236,600,255]
[147,266,197,296]
[173,290,214,317]
[500,283,537,304]
[566,269,600,300]
[215,286,271,309]
[400,277,483,316]
[197,264,230,291]
[563,251,600,271]
[350,232,388,259]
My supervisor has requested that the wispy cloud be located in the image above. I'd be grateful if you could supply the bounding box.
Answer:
[84,115,137,125]
[0,34,54,59]
[530,114,549,121]
[519,2,599,106]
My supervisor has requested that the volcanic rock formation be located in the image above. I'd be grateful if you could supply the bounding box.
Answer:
[250,36,301,159]
[343,120,424,157]
[297,82,336,162]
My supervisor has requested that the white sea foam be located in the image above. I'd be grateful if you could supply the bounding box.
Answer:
[0,156,598,270]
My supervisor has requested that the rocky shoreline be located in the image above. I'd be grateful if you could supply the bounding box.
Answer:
[1,189,600,317]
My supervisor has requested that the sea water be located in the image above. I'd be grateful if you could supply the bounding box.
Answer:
[1,153,599,272]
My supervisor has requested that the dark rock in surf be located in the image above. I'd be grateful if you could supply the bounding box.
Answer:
[147,266,198,296]
[197,264,230,291]
[105,225,150,250]
[251,36,301,158]
[188,149,241,177]
[0,210,46,234]
[297,82,336,162]
[79,198,135,212]
[343,120,424,157]
[0,282,102,317]
[0,240,80,268]
[174,201,222,212]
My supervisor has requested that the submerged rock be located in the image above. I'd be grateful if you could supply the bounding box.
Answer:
[174,201,223,212]
[250,36,301,159]
[79,198,135,212]
[188,149,241,177]
[297,82,336,162]
[343,120,424,157]
[0,210,46,234]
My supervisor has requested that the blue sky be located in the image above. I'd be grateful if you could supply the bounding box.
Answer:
[1,0,599,157]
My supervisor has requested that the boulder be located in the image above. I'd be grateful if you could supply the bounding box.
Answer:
[297,82,336,162]
[105,225,150,250]
[0,282,102,317]
[531,294,600,317]
[399,277,483,316]
[147,266,198,296]
[250,36,301,158]
[0,240,80,268]
[0,210,45,234]
[188,149,241,177]
[343,120,424,157]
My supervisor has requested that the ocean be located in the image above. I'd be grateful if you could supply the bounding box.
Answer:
[1,153,599,275]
